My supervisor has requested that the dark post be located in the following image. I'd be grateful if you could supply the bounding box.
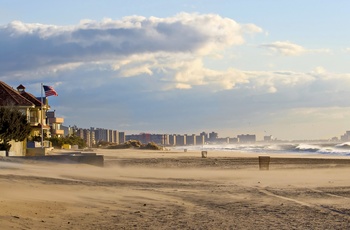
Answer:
[259,156,270,170]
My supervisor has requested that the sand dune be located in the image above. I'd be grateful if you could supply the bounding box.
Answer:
[1,149,350,229]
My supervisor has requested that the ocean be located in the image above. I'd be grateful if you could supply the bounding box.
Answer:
[171,142,350,157]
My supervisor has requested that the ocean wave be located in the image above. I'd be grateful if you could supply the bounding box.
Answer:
[172,142,350,156]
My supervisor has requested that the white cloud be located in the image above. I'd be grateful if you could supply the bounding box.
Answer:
[121,64,153,77]
[260,41,332,56]
[289,107,350,120]
[0,13,267,96]
[0,13,262,79]
[241,23,263,34]
[176,83,192,89]
[241,70,315,94]
[312,66,327,75]
[260,41,306,56]
[308,48,332,54]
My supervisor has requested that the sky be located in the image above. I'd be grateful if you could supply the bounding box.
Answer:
[1,0,350,141]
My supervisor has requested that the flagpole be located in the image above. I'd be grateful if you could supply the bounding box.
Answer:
[41,83,44,148]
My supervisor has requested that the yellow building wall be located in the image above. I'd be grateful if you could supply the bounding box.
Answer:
[8,140,26,156]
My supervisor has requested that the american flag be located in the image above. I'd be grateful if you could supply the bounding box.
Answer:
[43,85,58,97]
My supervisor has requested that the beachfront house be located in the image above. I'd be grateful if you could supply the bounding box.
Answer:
[0,81,35,156]
[0,81,64,156]
[16,84,51,142]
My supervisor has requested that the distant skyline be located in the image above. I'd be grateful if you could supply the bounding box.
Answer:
[1,1,350,140]
[71,124,347,142]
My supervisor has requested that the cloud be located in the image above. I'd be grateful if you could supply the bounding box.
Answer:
[120,63,153,77]
[175,83,192,89]
[260,41,306,56]
[309,48,332,54]
[260,41,332,56]
[0,13,262,80]
[2,13,349,139]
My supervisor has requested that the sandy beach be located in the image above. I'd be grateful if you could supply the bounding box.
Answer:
[1,149,350,229]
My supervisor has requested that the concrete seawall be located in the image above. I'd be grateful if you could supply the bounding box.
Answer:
[8,152,104,167]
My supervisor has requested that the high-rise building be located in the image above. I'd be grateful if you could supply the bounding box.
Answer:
[200,132,208,142]
[264,135,273,142]
[169,134,176,146]
[113,130,119,144]
[209,132,218,143]
[176,135,186,146]
[196,135,205,146]
[237,134,256,143]
[162,134,169,145]
[186,134,196,145]
[84,129,91,147]
[119,132,126,144]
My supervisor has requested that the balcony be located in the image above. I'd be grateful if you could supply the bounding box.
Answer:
[51,129,64,135]
[29,117,39,125]
[48,117,64,124]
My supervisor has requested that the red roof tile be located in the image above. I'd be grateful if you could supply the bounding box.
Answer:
[18,91,43,107]
[0,81,34,107]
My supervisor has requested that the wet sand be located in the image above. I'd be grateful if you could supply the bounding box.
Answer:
[1,149,350,229]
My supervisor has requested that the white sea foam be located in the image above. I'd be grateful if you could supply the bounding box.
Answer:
[171,142,350,156]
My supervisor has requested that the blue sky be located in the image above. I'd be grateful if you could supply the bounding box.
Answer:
[1,1,350,140]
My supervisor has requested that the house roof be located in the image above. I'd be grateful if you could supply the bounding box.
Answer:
[18,89,44,107]
[0,81,34,107]
[17,84,26,90]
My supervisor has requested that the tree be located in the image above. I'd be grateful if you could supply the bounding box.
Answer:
[48,136,64,148]
[63,134,86,149]
[0,107,32,156]
[48,134,86,149]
